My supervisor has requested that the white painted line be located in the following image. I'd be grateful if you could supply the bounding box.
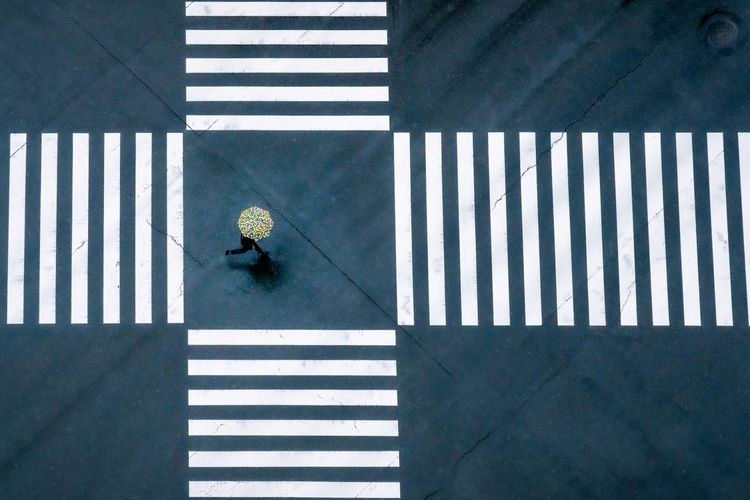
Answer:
[71,134,89,324]
[739,133,750,324]
[186,30,388,46]
[613,133,637,326]
[187,115,390,131]
[519,132,542,325]
[188,359,397,376]
[188,389,398,406]
[103,133,120,324]
[425,133,446,326]
[185,57,389,74]
[189,451,399,468]
[675,133,701,326]
[7,134,27,324]
[186,2,388,17]
[393,133,414,325]
[706,133,733,326]
[188,481,401,498]
[186,86,389,102]
[39,134,58,324]
[550,133,574,325]
[188,419,399,437]
[188,329,396,346]
[582,133,606,326]
[167,133,184,324]
[644,133,669,326]
[135,133,152,324]
[488,133,510,325]
[457,133,478,326]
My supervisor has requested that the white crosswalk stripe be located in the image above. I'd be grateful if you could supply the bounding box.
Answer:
[6,134,26,324]
[582,132,607,326]
[707,132,732,326]
[613,132,637,326]
[2,133,184,325]
[550,132,574,326]
[187,329,401,498]
[676,133,701,326]
[519,132,542,326]
[185,2,390,131]
[394,131,750,327]
[71,134,90,324]
[457,133,479,326]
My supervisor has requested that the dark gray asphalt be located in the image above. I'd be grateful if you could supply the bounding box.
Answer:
[1,0,750,498]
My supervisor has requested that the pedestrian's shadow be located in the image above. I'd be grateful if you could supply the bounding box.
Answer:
[227,254,284,290]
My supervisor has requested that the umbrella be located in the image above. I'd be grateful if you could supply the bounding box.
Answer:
[237,207,273,240]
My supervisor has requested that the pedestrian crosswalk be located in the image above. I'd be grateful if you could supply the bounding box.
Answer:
[187,329,401,498]
[394,131,750,327]
[2,133,184,325]
[185,1,391,132]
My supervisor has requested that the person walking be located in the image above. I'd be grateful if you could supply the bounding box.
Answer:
[225,207,273,259]
[225,235,267,256]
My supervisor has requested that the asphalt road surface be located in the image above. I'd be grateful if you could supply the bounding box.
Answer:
[1,0,750,498]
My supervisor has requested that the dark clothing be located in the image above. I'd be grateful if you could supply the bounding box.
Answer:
[226,236,266,256]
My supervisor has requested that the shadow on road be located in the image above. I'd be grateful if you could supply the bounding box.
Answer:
[227,255,284,291]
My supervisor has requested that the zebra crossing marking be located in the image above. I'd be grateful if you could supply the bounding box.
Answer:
[189,450,399,468]
[188,419,399,436]
[676,133,701,326]
[187,359,398,376]
[519,132,542,325]
[488,132,510,326]
[457,133,479,326]
[135,133,153,324]
[187,328,396,345]
[103,133,121,324]
[393,133,414,325]
[185,2,388,17]
[395,131,750,327]
[185,2,390,132]
[644,133,669,326]
[550,132,574,325]
[613,132,637,326]
[186,115,390,132]
[188,481,400,498]
[425,133,447,326]
[39,134,57,324]
[707,132,732,326]
[186,86,389,102]
[185,29,388,45]
[7,134,26,324]
[2,133,184,325]
[71,134,89,324]
[189,388,398,406]
[186,57,389,74]
[582,132,607,326]
[187,329,401,498]
[166,133,184,324]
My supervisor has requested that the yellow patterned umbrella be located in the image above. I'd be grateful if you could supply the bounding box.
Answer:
[237,207,273,240]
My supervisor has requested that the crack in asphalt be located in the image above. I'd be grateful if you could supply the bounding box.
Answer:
[71,239,88,255]
[8,142,27,160]
[491,45,658,213]
[328,1,347,17]
[50,0,194,133]
[144,219,205,269]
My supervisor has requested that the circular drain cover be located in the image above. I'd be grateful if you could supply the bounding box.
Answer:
[700,12,747,55]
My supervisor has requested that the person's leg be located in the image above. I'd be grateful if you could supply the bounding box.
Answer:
[252,240,266,255]
[225,247,249,255]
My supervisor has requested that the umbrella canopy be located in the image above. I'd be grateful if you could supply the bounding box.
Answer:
[237,207,273,240]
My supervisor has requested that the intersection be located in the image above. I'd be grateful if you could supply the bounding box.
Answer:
[2,0,750,498]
